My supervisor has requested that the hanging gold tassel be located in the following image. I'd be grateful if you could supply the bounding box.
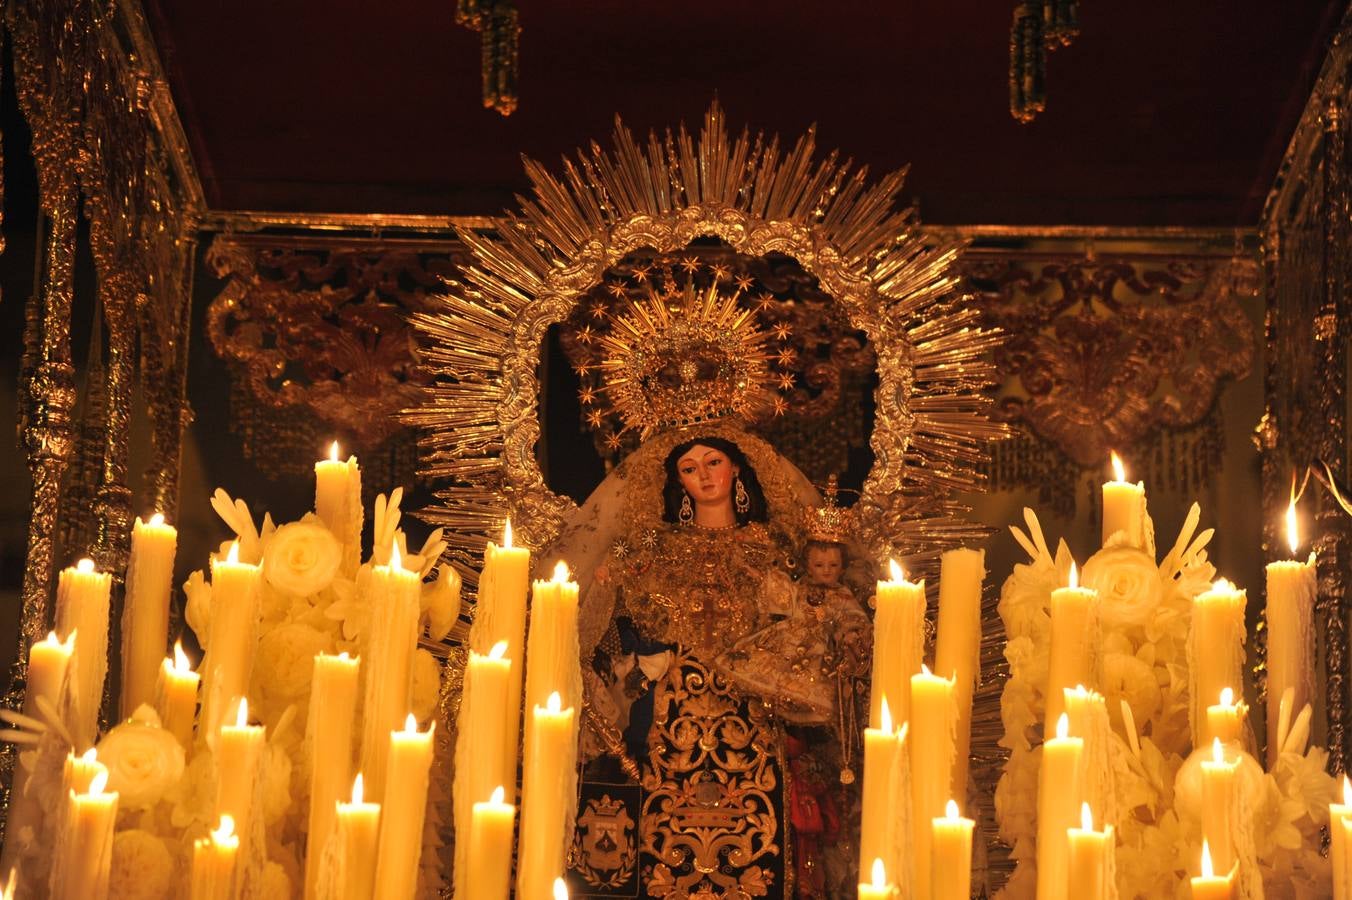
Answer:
[1042,0,1079,49]
[1009,3,1046,123]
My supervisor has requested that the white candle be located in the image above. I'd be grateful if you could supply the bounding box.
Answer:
[334,774,381,900]
[935,547,985,802]
[467,785,516,899]
[517,692,579,900]
[1201,738,1238,877]
[315,442,362,571]
[870,559,925,729]
[216,698,265,885]
[1045,563,1097,736]
[1190,579,1247,749]
[523,561,581,730]
[372,715,435,900]
[859,698,902,882]
[857,858,893,900]
[121,513,178,718]
[1331,777,1352,900]
[55,558,113,749]
[1102,451,1146,547]
[190,815,239,900]
[359,542,422,799]
[200,542,262,738]
[930,799,974,900]
[909,665,955,900]
[49,769,118,900]
[1205,687,1246,747]
[1265,494,1316,767]
[453,640,512,899]
[156,641,200,749]
[305,652,361,900]
[1066,802,1113,900]
[1036,713,1084,900]
[1190,840,1235,900]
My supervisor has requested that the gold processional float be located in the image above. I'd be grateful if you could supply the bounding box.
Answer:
[0,103,1340,900]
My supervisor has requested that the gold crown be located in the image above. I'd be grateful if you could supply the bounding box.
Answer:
[806,475,852,543]
[594,274,778,438]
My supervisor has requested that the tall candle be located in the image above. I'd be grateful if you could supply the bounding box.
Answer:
[523,561,581,728]
[467,786,516,900]
[121,513,178,718]
[518,692,579,900]
[49,769,118,900]
[157,641,201,749]
[453,641,512,899]
[1189,579,1247,749]
[190,815,239,900]
[1063,685,1114,829]
[1035,713,1084,900]
[1045,563,1097,737]
[1066,802,1113,900]
[870,559,925,729]
[857,858,894,900]
[1190,840,1235,900]
[1265,494,1316,767]
[470,521,531,799]
[372,715,435,900]
[1201,738,1239,877]
[305,652,361,900]
[934,547,985,802]
[333,774,381,900]
[1331,777,1352,900]
[930,799,974,900]
[315,442,362,571]
[216,698,265,884]
[1102,451,1146,547]
[200,543,262,738]
[1205,688,1246,748]
[55,558,113,749]
[859,698,903,883]
[909,665,955,900]
[359,543,421,799]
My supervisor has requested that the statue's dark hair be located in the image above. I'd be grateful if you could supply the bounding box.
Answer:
[661,436,768,525]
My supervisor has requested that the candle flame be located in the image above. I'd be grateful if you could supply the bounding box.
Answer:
[1056,712,1069,740]
[946,798,960,818]
[553,877,569,900]
[887,558,903,582]
[1286,492,1300,555]
[214,814,236,842]
[547,691,562,714]
[1211,736,1223,764]
[2,867,15,900]
[404,713,418,733]
[488,639,508,661]
[1111,451,1126,482]
[89,769,108,796]
[1219,687,1234,707]
[82,748,98,763]
[503,519,513,549]
[43,630,59,646]
[149,512,166,527]
[173,641,191,673]
[921,663,932,677]
[352,773,364,804]
[1200,839,1214,879]
[1080,802,1093,831]
[76,558,95,574]
[390,540,402,570]
[1068,561,1078,589]
[870,857,887,889]
[1211,577,1235,593]
[490,785,505,804]
[227,541,240,564]
[552,560,571,583]
[329,440,340,462]
[1343,775,1351,806]
[880,696,893,733]
[235,698,249,728]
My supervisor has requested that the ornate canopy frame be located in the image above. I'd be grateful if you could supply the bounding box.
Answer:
[410,103,1007,583]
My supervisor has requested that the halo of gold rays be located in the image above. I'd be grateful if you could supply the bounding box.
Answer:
[409,101,1009,586]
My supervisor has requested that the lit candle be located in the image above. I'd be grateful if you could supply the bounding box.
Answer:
[1045,563,1097,737]
[200,542,262,738]
[909,664,955,900]
[190,815,239,900]
[1330,777,1352,900]
[470,521,531,799]
[156,640,200,749]
[934,547,985,802]
[1201,738,1239,877]
[55,558,113,749]
[121,512,178,718]
[1066,802,1113,899]
[1062,685,1113,827]
[453,640,512,899]
[216,698,265,884]
[1102,451,1146,547]
[931,799,974,900]
[1035,713,1084,900]
[373,715,435,900]
[518,691,579,900]
[857,857,894,900]
[1190,840,1235,900]
[359,542,422,799]
[1265,493,1316,767]
[315,441,362,569]
[523,561,582,733]
[467,785,516,899]
[304,652,361,900]
[1205,687,1246,748]
[1190,579,1247,749]
[859,698,904,886]
[870,559,925,729]
[553,878,569,900]
[334,774,381,900]
[49,769,118,900]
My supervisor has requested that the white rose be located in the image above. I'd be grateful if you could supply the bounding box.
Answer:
[96,718,185,809]
[263,521,341,597]
[109,830,173,900]
[1082,545,1164,629]
[183,570,212,648]
[423,566,463,641]
[253,623,332,711]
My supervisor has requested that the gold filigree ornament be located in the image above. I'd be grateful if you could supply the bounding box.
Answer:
[409,101,1009,584]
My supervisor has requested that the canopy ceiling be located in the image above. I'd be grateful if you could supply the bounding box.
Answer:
[144,1,1342,226]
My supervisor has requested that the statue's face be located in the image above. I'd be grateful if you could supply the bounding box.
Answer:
[676,444,739,506]
[806,545,843,586]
